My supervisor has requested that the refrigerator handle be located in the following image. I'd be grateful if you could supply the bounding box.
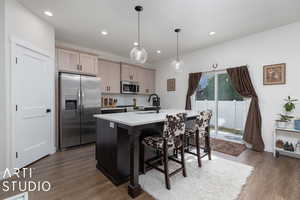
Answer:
[77,89,81,110]
[81,90,85,100]
[81,89,85,115]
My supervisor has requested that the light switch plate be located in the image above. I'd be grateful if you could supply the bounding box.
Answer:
[109,122,114,128]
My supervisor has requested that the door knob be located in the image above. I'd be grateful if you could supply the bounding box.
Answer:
[46,109,51,113]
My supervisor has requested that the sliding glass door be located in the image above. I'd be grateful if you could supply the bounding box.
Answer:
[195,71,249,142]
[194,72,216,135]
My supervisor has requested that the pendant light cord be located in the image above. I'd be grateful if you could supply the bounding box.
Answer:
[138,11,141,48]
[176,31,179,61]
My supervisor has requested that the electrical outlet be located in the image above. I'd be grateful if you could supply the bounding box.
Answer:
[109,122,114,128]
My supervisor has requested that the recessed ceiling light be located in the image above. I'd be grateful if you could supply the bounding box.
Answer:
[209,31,216,36]
[44,11,53,17]
[156,50,161,54]
[101,30,108,35]
[133,42,138,46]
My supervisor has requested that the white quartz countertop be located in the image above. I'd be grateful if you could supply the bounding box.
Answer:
[94,109,198,126]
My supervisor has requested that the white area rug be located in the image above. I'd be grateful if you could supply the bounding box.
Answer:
[139,155,253,200]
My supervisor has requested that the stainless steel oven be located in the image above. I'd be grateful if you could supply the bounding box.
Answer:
[121,81,139,94]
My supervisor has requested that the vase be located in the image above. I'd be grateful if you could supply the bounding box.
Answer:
[277,121,287,128]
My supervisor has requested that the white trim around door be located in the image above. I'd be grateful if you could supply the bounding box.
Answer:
[9,37,56,170]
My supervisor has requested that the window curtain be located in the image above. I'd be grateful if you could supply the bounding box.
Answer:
[185,72,202,110]
[227,66,264,152]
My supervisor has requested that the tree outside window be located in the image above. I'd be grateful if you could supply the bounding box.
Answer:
[196,73,243,101]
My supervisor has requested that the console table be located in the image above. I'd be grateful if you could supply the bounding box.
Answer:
[274,128,300,159]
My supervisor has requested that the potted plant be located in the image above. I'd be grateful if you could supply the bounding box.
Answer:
[276,96,298,128]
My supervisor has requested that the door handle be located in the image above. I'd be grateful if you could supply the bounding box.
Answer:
[46,109,51,113]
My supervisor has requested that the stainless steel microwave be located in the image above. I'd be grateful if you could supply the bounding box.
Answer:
[121,81,139,94]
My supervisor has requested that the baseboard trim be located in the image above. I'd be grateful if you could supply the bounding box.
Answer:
[50,146,57,155]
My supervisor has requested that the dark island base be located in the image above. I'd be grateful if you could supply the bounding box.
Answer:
[128,184,143,198]
[96,162,129,186]
[96,119,163,186]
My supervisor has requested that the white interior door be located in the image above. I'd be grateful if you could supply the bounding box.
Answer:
[14,45,52,168]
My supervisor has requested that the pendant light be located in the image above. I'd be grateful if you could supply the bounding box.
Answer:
[130,5,148,64]
[172,28,184,72]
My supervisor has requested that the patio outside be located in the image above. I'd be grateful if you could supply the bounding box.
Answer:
[194,73,250,143]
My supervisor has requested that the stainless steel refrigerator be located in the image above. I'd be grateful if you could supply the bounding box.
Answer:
[59,73,101,149]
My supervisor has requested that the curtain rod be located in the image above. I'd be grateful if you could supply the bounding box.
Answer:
[200,64,248,74]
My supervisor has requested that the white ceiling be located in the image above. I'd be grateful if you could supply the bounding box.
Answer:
[19,0,300,64]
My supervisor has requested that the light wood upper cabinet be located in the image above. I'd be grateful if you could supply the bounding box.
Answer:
[148,69,155,94]
[138,68,155,94]
[98,60,120,93]
[57,48,80,72]
[57,48,97,75]
[80,53,98,75]
[121,64,139,82]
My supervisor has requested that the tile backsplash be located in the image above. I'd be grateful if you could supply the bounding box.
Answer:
[101,94,151,107]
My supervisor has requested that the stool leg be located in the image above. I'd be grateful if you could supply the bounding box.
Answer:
[173,149,178,158]
[180,137,187,177]
[196,131,202,167]
[205,128,212,160]
[163,141,171,190]
[187,135,191,152]
[141,143,146,174]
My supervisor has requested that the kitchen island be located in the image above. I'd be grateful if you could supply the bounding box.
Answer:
[94,109,198,198]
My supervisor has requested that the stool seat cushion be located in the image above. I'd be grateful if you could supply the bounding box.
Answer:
[143,136,174,150]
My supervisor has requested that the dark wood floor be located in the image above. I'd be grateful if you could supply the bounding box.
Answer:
[1,144,300,200]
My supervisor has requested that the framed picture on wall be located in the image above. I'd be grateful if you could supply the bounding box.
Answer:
[167,78,176,91]
[263,63,286,85]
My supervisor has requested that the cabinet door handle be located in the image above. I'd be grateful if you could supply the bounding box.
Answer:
[80,65,83,71]
[77,64,80,70]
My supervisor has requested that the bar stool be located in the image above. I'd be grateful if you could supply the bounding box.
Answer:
[141,113,187,190]
[185,110,212,167]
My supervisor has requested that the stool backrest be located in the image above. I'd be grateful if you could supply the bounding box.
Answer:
[163,113,186,139]
[195,110,212,134]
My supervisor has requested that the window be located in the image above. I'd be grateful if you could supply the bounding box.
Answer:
[196,73,242,101]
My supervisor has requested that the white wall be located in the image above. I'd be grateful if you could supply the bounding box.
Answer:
[155,22,300,152]
[5,0,55,57]
[1,0,55,176]
[0,0,6,178]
